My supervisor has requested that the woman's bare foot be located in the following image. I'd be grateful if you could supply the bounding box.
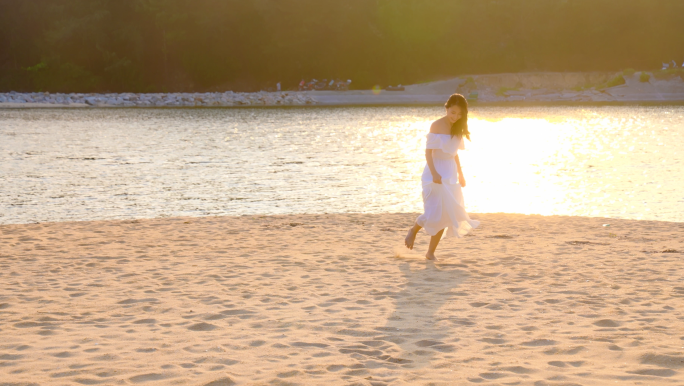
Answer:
[404,227,418,250]
[425,252,437,260]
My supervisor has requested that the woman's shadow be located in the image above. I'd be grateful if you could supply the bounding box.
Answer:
[371,258,468,369]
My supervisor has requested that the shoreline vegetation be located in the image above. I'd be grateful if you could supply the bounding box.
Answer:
[1,213,683,384]
[3,2,684,93]
[2,71,684,108]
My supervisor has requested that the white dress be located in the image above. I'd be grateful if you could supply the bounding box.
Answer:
[416,133,480,238]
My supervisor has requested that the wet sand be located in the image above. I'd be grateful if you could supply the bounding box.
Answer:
[1,213,683,385]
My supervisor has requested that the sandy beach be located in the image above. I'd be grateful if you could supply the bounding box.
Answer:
[312,72,684,105]
[1,213,683,385]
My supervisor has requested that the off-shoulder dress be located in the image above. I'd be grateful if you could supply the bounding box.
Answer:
[416,133,480,238]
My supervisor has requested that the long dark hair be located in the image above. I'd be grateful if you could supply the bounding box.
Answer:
[444,93,470,140]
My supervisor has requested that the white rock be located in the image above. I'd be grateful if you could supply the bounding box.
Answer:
[1,90,329,107]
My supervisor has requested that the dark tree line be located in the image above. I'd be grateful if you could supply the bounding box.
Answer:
[1,0,683,92]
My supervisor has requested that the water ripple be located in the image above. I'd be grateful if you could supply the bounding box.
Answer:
[0,106,682,224]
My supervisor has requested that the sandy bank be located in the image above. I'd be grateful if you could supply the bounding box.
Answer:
[312,71,684,105]
[1,213,683,385]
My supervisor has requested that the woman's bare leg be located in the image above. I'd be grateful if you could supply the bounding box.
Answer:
[404,223,422,250]
[425,229,445,260]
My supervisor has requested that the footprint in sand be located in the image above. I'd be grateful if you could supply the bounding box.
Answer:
[640,353,684,368]
[501,366,535,374]
[129,373,170,383]
[627,368,677,377]
[133,318,156,324]
[187,322,217,331]
[0,354,23,360]
[277,370,302,378]
[521,339,556,346]
[593,319,620,328]
[291,342,329,348]
[203,377,236,386]
[414,340,442,347]
[481,338,506,345]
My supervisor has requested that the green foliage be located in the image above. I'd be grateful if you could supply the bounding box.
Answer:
[26,61,101,92]
[639,72,651,82]
[26,62,48,72]
[1,0,684,92]
[596,74,626,90]
[607,75,626,88]
[622,68,636,76]
[496,86,519,96]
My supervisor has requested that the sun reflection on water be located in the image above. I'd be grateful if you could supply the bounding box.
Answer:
[1,106,682,224]
[389,107,682,222]
[462,117,571,216]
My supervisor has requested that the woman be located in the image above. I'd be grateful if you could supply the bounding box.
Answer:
[404,93,480,260]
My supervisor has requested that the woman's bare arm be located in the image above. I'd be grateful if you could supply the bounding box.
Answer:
[426,149,441,184]
[455,154,465,187]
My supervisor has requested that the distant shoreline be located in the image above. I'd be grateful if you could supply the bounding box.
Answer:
[4,99,684,110]
[2,71,684,108]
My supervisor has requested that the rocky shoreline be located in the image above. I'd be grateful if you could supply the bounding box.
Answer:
[0,91,318,107]
[2,71,684,108]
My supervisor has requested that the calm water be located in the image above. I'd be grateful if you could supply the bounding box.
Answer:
[1,106,682,224]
